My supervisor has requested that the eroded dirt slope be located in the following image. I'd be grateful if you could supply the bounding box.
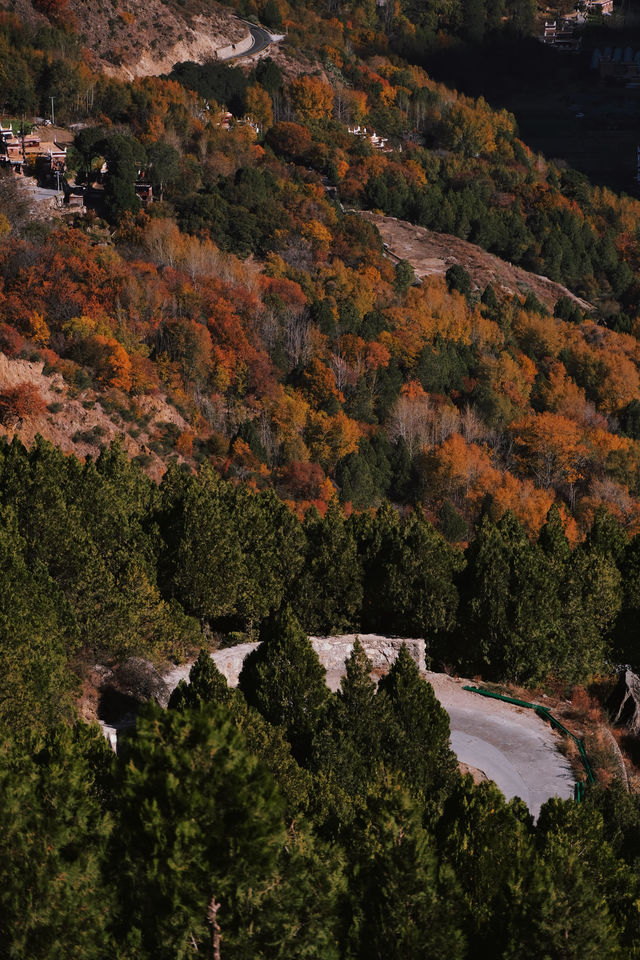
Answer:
[0,352,191,480]
[9,0,246,79]
[360,211,594,314]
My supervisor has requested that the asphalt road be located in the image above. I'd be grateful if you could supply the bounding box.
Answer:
[220,23,275,61]
[245,24,275,57]
[446,704,575,818]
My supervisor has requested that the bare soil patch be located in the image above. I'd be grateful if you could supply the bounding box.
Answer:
[7,0,246,80]
[359,211,594,314]
[0,352,191,481]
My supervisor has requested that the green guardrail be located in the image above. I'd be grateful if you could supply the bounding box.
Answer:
[462,685,596,799]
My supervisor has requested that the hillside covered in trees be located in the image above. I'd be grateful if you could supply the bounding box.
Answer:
[3,0,640,955]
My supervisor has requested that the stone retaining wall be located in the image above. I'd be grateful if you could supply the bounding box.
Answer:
[210,634,425,691]
[216,29,254,60]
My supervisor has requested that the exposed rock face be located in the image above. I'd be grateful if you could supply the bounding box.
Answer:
[607,670,640,736]
[212,643,260,687]
[309,635,424,691]
[209,635,425,692]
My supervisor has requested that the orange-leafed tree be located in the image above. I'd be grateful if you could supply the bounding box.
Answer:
[265,122,312,159]
[28,313,50,346]
[305,408,360,469]
[491,473,554,538]
[246,84,274,131]
[511,412,588,490]
[0,383,47,423]
[290,76,334,122]
[427,432,500,508]
[129,354,160,396]
[536,361,593,424]
[301,358,344,410]
[89,335,133,392]
[279,461,331,502]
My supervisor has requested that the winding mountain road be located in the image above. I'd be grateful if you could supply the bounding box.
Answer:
[444,700,575,818]
[220,22,280,61]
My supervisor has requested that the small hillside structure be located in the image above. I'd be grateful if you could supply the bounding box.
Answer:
[0,121,67,177]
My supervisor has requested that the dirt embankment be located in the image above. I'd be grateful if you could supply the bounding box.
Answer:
[360,211,594,314]
[9,0,247,80]
[0,352,190,481]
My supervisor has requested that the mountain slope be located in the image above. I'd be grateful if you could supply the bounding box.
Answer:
[359,211,594,314]
[9,0,246,78]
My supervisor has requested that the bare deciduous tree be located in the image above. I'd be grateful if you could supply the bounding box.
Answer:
[284,309,311,368]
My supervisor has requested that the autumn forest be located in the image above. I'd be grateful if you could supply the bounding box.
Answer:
[3,0,640,957]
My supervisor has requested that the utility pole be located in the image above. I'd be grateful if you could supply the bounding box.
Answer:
[50,97,55,126]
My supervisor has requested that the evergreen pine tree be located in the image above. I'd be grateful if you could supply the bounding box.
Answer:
[239,606,329,763]
[289,499,363,634]
[438,777,534,956]
[379,645,459,822]
[313,639,390,803]
[0,505,75,736]
[168,649,233,711]
[612,534,640,668]
[165,464,243,623]
[360,505,462,641]
[505,800,631,959]
[0,725,114,958]
[116,703,288,959]
[345,775,466,960]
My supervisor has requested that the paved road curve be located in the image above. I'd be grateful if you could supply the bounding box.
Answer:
[245,24,276,57]
[220,23,278,62]
[446,704,575,818]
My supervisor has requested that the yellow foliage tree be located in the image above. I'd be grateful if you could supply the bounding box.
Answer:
[28,312,50,346]
[246,84,273,131]
[290,76,334,122]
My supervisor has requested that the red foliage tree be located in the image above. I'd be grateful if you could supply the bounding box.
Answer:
[0,383,47,422]
[0,324,26,358]
[279,461,327,501]
[265,122,312,160]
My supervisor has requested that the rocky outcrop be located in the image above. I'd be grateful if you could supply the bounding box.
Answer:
[212,643,260,687]
[206,635,425,692]
[607,670,640,736]
[112,657,171,707]
[310,634,425,674]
